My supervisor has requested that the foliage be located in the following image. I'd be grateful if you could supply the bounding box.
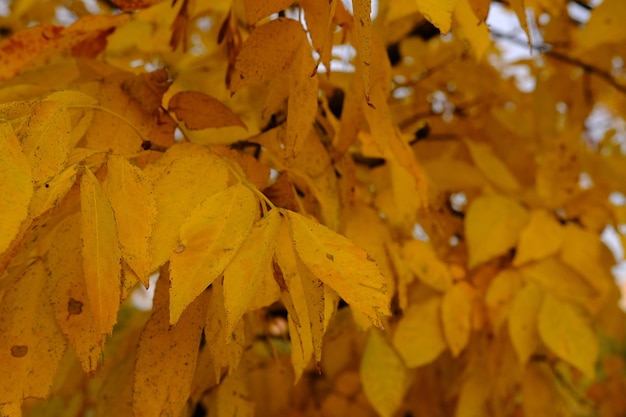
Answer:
[1,0,626,416]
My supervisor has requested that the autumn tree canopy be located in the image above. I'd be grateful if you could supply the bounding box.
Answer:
[1,0,626,416]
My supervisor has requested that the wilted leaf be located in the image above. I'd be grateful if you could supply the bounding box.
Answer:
[287,210,391,327]
[361,329,408,417]
[169,183,257,324]
[393,296,446,367]
[538,294,599,377]
[169,91,246,130]
[80,168,122,337]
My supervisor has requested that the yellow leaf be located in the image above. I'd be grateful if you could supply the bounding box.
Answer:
[574,0,626,52]
[464,139,520,192]
[522,363,565,417]
[133,269,209,417]
[105,155,156,286]
[468,0,491,21]
[352,0,373,103]
[209,372,255,417]
[441,282,473,356]
[392,296,446,367]
[0,262,66,406]
[243,0,294,24]
[80,168,122,337]
[538,294,599,377]
[360,329,408,417]
[510,0,532,46]
[455,0,492,60]
[513,209,563,266]
[0,123,32,255]
[414,0,457,34]
[286,210,391,327]
[48,214,103,373]
[18,100,71,187]
[465,194,529,268]
[485,269,523,330]
[521,257,596,311]
[223,209,281,334]
[401,240,453,292]
[509,282,543,365]
[455,365,492,417]
[169,183,257,324]
[230,18,305,92]
[274,219,323,372]
[301,0,334,69]
[28,164,77,219]
[150,150,230,270]
[169,91,246,130]
[286,44,318,157]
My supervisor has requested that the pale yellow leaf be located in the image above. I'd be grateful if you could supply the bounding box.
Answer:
[465,194,529,268]
[401,240,453,292]
[169,183,257,324]
[230,18,305,92]
[286,44,318,157]
[133,270,209,417]
[106,155,156,286]
[352,0,373,103]
[150,151,230,270]
[169,91,246,130]
[80,168,122,337]
[464,139,520,192]
[0,262,66,406]
[538,294,599,377]
[243,0,294,24]
[441,282,473,356]
[509,282,543,365]
[287,210,391,327]
[513,209,563,266]
[0,123,32,255]
[223,209,281,334]
[18,100,71,187]
[414,0,457,34]
[392,296,446,367]
[48,214,103,373]
[360,329,408,417]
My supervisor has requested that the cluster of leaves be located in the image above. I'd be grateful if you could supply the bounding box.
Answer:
[1,0,626,416]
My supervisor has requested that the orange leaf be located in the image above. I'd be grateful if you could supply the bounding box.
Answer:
[169,91,246,130]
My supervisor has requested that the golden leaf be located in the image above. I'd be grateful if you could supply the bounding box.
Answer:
[392,296,446,367]
[223,209,281,334]
[467,0,491,21]
[513,209,563,266]
[352,0,373,103]
[48,214,103,373]
[286,210,391,327]
[464,139,520,192]
[538,294,599,377]
[133,269,209,417]
[360,329,408,417]
[455,0,492,60]
[150,150,230,270]
[441,282,473,356]
[243,0,294,24]
[465,194,529,269]
[485,268,523,330]
[401,240,453,292]
[230,18,305,92]
[169,91,246,130]
[509,282,543,365]
[0,123,32,255]
[170,183,257,324]
[80,168,122,337]
[28,164,78,219]
[286,44,318,156]
[105,155,156,286]
[414,0,457,33]
[0,262,66,407]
